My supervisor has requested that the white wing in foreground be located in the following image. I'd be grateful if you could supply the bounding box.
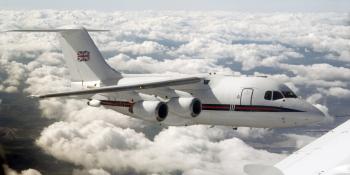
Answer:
[245,119,350,175]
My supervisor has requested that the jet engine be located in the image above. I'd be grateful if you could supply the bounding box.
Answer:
[132,101,168,122]
[167,97,202,118]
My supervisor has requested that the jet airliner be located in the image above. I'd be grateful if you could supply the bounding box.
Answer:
[7,28,325,128]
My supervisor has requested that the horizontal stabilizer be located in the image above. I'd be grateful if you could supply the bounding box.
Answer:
[33,77,202,98]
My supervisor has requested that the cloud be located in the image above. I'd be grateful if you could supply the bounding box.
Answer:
[73,168,111,175]
[327,87,350,98]
[0,59,26,93]
[37,119,283,175]
[280,63,350,82]
[25,65,70,94]
[107,54,233,74]
[106,40,168,56]
[35,97,285,175]
[4,165,41,175]
[236,127,274,140]
[279,134,316,149]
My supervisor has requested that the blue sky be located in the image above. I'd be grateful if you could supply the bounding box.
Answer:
[1,0,349,12]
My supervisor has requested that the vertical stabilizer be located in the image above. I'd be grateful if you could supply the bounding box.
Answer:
[58,28,121,84]
[7,28,122,87]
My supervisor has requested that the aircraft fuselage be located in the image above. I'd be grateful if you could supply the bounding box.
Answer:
[93,75,325,128]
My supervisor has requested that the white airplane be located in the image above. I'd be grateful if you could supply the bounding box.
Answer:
[244,119,350,175]
[8,28,325,128]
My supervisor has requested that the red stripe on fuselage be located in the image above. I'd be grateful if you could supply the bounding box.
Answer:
[235,106,280,111]
[202,105,230,110]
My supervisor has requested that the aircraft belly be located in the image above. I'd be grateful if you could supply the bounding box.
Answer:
[195,110,307,128]
[103,105,192,126]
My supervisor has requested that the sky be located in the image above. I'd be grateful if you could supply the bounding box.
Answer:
[0,0,349,12]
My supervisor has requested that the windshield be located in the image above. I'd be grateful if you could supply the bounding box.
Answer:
[279,84,297,98]
[282,91,297,98]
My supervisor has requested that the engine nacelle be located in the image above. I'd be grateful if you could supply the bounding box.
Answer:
[167,97,202,118]
[132,101,168,122]
[87,99,101,107]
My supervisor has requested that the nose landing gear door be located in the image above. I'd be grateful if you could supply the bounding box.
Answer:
[240,88,253,105]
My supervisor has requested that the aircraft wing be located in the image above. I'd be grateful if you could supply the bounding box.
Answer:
[34,77,202,98]
[244,119,350,175]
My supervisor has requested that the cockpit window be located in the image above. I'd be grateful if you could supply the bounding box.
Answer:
[282,91,297,98]
[279,84,298,98]
[264,91,272,100]
[273,91,284,100]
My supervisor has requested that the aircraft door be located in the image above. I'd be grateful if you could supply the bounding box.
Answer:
[240,88,253,105]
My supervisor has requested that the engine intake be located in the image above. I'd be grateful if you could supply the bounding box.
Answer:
[132,101,168,122]
[167,97,202,118]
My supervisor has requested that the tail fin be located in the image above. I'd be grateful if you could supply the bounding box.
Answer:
[7,27,122,87]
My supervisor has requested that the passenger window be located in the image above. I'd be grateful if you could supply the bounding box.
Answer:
[273,91,284,100]
[264,91,272,100]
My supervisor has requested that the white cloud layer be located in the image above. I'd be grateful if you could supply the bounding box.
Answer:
[327,87,350,98]
[36,106,284,175]
[4,165,42,175]
[0,10,349,174]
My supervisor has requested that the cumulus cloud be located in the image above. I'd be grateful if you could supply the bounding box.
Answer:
[106,40,168,56]
[4,165,41,175]
[34,97,285,175]
[327,87,350,98]
[275,134,316,150]
[280,63,350,82]
[37,120,283,175]
[1,10,349,174]
[0,59,26,93]
[108,54,233,74]
[236,127,274,140]
[73,168,111,175]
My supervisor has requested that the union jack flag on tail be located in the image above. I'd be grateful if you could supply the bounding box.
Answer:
[77,51,90,62]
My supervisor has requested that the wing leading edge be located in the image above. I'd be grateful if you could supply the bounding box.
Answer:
[34,77,202,98]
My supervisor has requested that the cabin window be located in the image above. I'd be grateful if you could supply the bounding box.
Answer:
[282,91,297,98]
[264,91,272,100]
[273,91,284,100]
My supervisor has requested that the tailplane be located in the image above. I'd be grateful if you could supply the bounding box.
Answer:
[7,27,122,88]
